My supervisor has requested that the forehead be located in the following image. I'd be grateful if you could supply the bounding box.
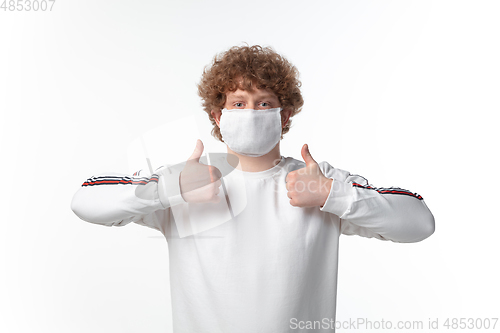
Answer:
[225,88,279,101]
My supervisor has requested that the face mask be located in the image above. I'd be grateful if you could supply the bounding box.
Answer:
[219,107,282,157]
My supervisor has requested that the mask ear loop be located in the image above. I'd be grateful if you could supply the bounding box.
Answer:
[218,108,224,128]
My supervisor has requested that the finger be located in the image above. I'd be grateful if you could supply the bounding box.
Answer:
[208,162,214,183]
[188,139,204,162]
[213,166,222,180]
[209,166,222,182]
[301,144,317,166]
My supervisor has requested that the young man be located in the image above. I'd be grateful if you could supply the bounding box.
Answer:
[71,45,435,332]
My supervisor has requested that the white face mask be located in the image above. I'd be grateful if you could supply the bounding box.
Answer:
[219,107,282,157]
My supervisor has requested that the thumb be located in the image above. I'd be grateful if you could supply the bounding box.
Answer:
[301,144,317,166]
[188,139,204,161]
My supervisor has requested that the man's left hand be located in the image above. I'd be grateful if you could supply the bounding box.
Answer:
[285,144,333,208]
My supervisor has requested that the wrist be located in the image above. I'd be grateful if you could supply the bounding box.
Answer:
[320,178,333,208]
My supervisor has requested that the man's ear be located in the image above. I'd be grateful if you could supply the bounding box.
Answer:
[281,108,292,128]
[211,109,221,127]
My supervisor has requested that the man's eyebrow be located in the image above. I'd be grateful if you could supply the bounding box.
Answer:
[227,94,278,100]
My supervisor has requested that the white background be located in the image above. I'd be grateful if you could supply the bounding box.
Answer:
[1,0,499,332]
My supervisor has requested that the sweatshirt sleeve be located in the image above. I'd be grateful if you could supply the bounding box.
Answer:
[70,165,187,232]
[318,161,435,243]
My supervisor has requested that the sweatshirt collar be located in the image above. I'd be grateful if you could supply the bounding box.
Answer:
[220,155,287,180]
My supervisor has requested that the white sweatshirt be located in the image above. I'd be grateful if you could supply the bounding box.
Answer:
[71,155,435,333]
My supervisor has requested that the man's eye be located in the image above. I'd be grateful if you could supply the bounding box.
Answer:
[235,103,244,107]
[260,102,269,107]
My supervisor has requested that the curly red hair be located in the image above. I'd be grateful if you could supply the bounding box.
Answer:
[197,44,304,143]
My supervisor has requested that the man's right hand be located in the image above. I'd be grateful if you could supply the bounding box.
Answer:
[179,139,222,203]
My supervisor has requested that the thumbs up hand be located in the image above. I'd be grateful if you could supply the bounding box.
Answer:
[285,144,333,208]
[179,139,222,203]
